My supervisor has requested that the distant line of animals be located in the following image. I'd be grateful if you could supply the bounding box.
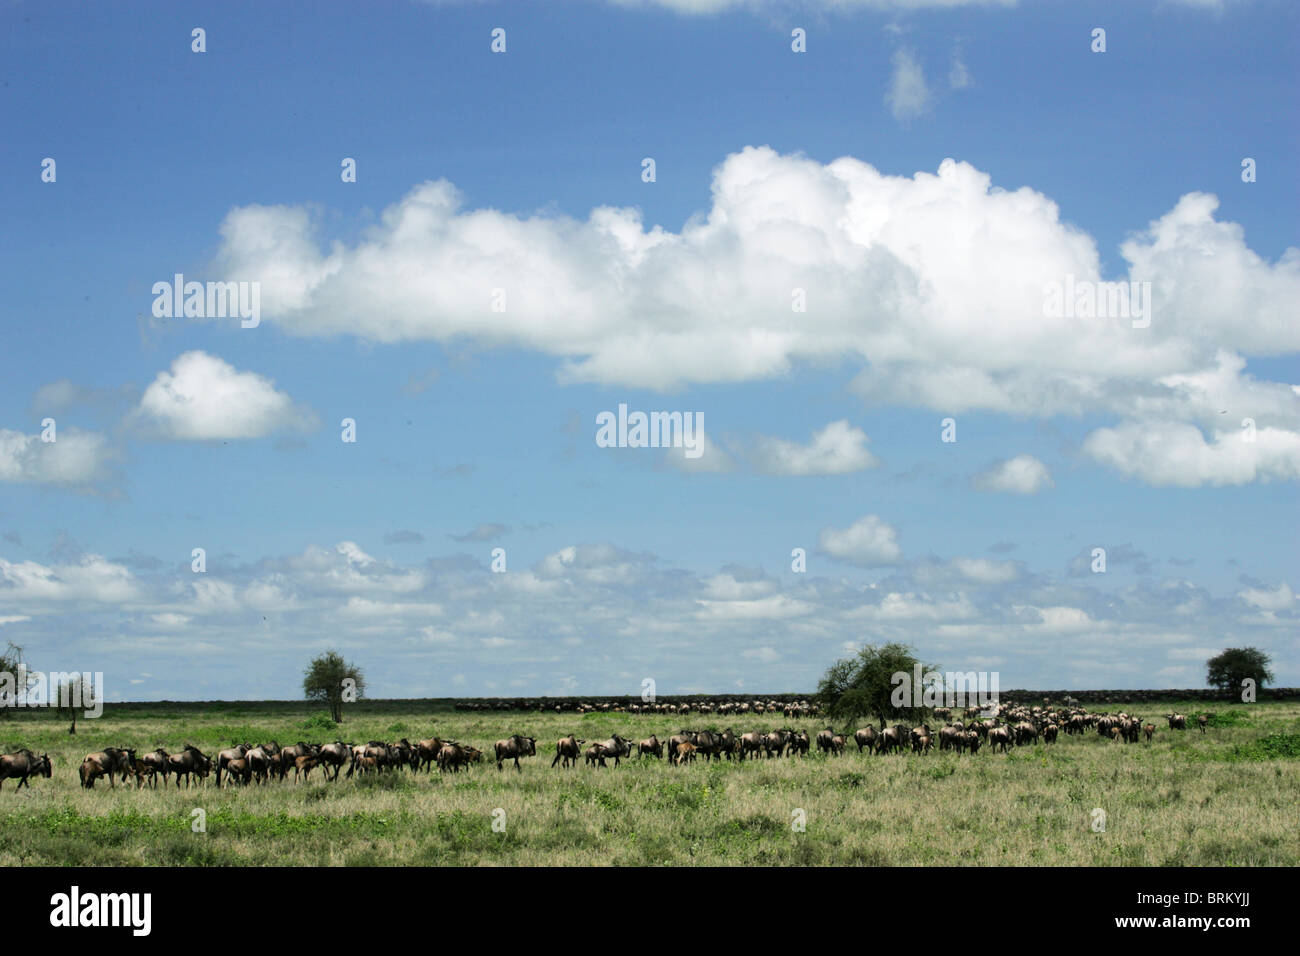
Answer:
[0,707,1209,791]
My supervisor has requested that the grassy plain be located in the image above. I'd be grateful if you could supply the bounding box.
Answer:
[1,698,1296,866]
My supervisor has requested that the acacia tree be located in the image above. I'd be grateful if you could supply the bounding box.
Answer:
[0,642,34,720]
[1206,647,1274,697]
[816,642,938,728]
[56,674,82,734]
[303,650,365,723]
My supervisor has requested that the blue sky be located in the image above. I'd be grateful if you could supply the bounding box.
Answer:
[1,0,1296,701]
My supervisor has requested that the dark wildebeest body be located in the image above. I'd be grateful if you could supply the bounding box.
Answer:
[215,744,251,787]
[166,745,208,788]
[587,735,632,768]
[550,734,585,769]
[0,750,51,790]
[494,735,537,771]
[80,748,135,789]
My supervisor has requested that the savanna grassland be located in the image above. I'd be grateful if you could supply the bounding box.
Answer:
[1,699,1297,866]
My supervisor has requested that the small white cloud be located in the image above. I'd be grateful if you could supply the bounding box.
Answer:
[819,514,902,566]
[951,557,1019,584]
[133,351,317,441]
[1237,582,1294,611]
[749,420,879,475]
[973,454,1054,495]
[885,49,930,122]
[0,428,114,487]
[1084,421,1300,487]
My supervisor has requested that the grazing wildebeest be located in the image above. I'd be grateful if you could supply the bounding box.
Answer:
[550,734,585,769]
[0,750,51,790]
[494,735,537,772]
[215,743,251,787]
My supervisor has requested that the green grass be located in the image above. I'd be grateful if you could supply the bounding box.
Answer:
[1,698,1296,866]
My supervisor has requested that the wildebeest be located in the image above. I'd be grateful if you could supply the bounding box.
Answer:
[550,734,585,769]
[987,726,1013,754]
[80,747,135,789]
[294,754,321,782]
[854,726,878,753]
[215,743,251,787]
[1197,714,1208,734]
[876,726,907,754]
[166,744,208,788]
[314,741,351,780]
[223,757,252,786]
[1166,713,1187,730]
[246,743,279,785]
[277,742,315,781]
[672,741,697,765]
[1143,723,1156,742]
[436,742,482,773]
[0,749,51,790]
[636,735,663,759]
[415,738,450,773]
[585,734,632,768]
[788,730,811,757]
[494,735,537,771]
[135,747,170,789]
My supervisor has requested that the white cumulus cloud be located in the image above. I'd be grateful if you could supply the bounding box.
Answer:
[133,351,317,441]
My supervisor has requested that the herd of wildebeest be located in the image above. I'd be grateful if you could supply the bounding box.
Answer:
[0,699,1212,792]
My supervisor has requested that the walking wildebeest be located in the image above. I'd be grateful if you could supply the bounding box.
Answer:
[277,742,315,780]
[636,735,663,759]
[215,743,251,787]
[0,750,51,790]
[585,735,632,768]
[80,748,135,789]
[166,744,208,789]
[315,742,351,780]
[854,726,878,753]
[550,734,585,769]
[494,735,537,771]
